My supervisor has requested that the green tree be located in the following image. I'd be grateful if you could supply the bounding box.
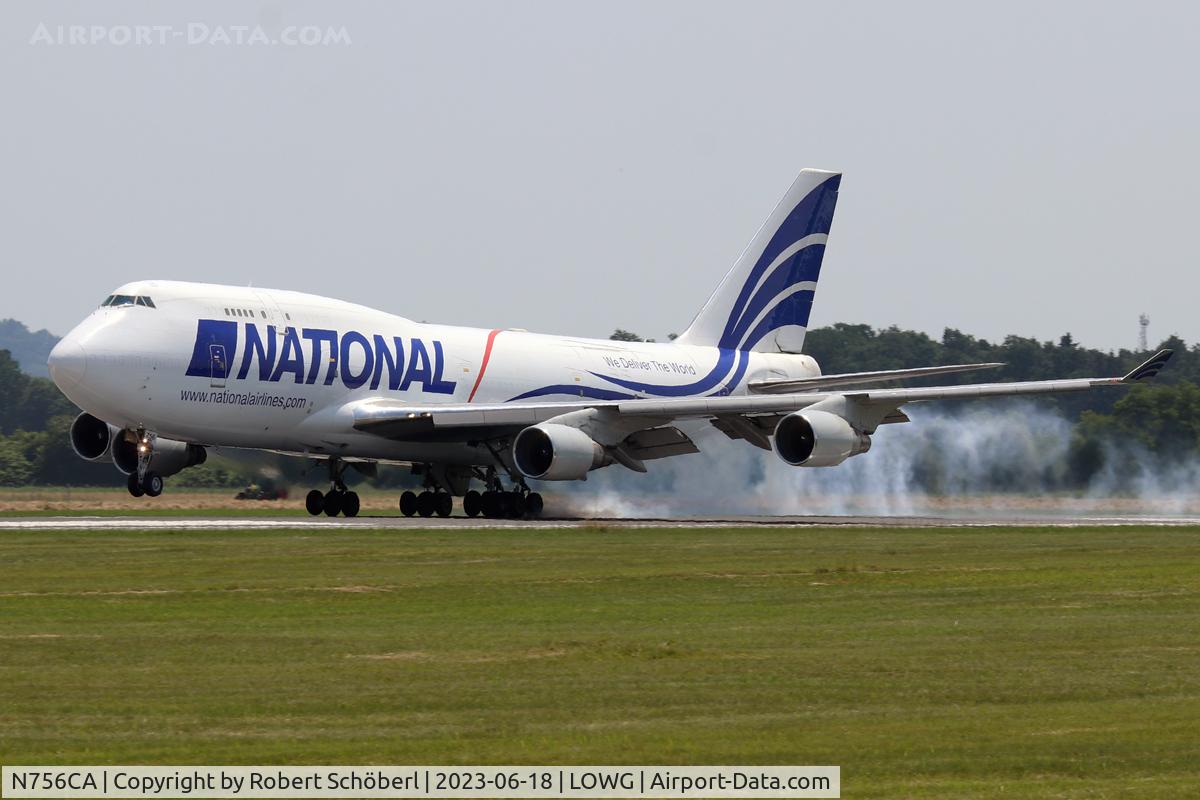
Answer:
[0,350,31,435]
[1068,382,1200,483]
[0,431,37,486]
[16,378,77,432]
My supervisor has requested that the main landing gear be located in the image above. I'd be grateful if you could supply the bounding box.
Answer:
[300,460,545,520]
[398,489,453,518]
[461,488,543,519]
[305,457,360,517]
[396,466,543,520]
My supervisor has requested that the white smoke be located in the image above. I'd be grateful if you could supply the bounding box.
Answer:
[548,402,1200,519]
[1083,438,1200,515]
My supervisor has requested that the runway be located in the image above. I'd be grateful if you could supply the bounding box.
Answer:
[3,513,1200,530]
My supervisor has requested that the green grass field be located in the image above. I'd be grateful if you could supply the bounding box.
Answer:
[2,525,1199,798]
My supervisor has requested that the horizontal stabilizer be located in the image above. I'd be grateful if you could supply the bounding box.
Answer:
[748,362,1004,394]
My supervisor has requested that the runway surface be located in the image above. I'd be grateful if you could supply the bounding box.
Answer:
[3,514,1200,529]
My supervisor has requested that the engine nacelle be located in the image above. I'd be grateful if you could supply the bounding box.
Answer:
[70,413,119,461]
[112,435,207,477]
[111,435,138,475]
[148,439,208,477]
[512,423,605,481]
[773,410,872,467]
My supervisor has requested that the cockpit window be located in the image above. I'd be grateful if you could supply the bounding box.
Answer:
[102,294,156,308]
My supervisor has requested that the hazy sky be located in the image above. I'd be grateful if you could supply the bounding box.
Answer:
[2,1,1198,352]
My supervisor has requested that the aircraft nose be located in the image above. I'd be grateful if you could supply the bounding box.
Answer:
[48,337,88,391]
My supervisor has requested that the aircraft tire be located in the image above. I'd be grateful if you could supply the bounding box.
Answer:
[508,492,526,519]
[127,473,145,498]
[416,491,436,517]
[143,472,164,497]
[305,489,324,516]
[463,490,482,517]
[481,491,499,518]
[526,492,544,515]
[436,493,452,517]
[496,492,513,518]
[342,491,360,518]
[399,490,417,517]
[323,490,343,517]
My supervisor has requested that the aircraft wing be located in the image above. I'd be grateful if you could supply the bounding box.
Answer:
[352,349,1174,449]
[747,362,1003,393]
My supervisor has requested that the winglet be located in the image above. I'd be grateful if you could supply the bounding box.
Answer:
[1122,349,1174,382]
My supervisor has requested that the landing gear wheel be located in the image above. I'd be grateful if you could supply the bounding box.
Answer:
[305,489,325,516]
[143,472,163,498]
[526,492,544,515]
[399,491,417,517]
[436,493,452,518]
[416,491,436,518]
[342,491,360,518]
[463,490,482,517]
[508,492,527,519]
[481,490,499,519]
[127,473,145,498]
[323,490,343,517]
[496,492,514,519]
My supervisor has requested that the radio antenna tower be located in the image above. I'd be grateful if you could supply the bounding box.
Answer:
[1138,313,1150,351]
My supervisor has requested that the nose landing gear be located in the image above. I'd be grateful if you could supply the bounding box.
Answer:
[125,430,164,498]
[126,471,163,497]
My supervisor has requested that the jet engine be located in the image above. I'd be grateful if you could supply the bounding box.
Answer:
[71,413,207,477]
[111,435,207,477]
[512,423,606,481]
[773,409,871,467]
[69,412,120,461]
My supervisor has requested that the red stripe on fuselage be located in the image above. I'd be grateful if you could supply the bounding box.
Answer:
[467,328,503,403]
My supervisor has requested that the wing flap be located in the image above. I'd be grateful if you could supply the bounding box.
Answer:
[711,415,775,450]
[624,426,700,461]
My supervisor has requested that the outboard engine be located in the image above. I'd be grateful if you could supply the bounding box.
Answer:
[69,413,119,461]
[512,424,606,481]
[773,410,872,467]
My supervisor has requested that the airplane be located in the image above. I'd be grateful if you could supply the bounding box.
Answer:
[47,169,1173,518]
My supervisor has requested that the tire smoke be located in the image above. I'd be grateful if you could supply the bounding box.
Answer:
[550,403,1200,518]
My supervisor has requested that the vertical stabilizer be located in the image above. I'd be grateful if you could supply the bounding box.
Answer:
[676,169,840,353]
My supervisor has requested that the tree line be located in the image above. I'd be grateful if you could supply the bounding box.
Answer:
[0,324,1196,488]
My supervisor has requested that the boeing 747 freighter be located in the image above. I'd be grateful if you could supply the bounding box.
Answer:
[48,170,1172,517]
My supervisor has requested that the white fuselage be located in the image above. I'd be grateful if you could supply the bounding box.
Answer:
[50,280,820,467]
